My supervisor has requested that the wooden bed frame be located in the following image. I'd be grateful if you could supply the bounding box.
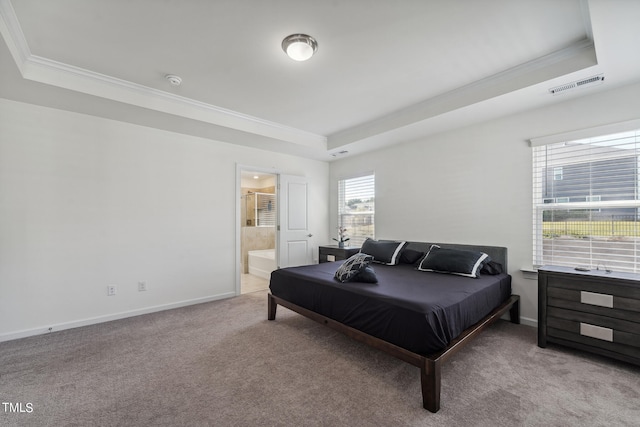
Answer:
[267,242,521,412]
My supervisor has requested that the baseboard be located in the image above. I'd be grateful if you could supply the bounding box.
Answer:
[1,295,540,343]
[0,292,236,343]
[500,313,537,328]
[248,266,271,280]
[520,316,537,328]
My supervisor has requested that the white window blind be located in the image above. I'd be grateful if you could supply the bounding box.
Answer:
[338,174,375,247]
[532,128,640,272]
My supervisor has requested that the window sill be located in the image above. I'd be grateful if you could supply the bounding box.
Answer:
[520,267,538,280]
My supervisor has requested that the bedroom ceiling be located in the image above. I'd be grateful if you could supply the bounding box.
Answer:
[1,0,640,160]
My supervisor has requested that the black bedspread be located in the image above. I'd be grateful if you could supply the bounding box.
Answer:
[269,261,511,355]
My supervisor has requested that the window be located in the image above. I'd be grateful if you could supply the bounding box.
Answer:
[553,166,564,181]
[532,127,640,272]
[338,173,375,247]
[586,195,602,213]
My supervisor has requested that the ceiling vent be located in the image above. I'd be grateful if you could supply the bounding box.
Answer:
[549,74,604,95]
[330,150,349,157]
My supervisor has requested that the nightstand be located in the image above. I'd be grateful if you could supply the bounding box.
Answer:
[319,245,360,263]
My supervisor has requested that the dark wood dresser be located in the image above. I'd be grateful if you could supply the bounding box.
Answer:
[318,245,360,263]
[538,265,640,366]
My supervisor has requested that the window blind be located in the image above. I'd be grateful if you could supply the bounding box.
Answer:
[532,128,640,272]
[338,174,375,247]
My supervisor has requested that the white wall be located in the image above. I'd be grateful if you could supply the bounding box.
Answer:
[0,98,329,341]
[3,80,640,339]
[330,81,640,325]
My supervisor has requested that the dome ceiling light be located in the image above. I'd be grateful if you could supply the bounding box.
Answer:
[282,34,318,61]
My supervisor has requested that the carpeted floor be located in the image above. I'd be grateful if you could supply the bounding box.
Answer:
[1,290,638,426]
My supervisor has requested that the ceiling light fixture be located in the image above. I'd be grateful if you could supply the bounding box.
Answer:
[282,34,318,61]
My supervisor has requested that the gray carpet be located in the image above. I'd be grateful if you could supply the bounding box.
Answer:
[1,290,638,426]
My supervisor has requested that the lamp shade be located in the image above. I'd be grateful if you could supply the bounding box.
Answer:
[282,34,317,61]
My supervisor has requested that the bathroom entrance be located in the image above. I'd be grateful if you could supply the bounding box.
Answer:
[240,170,277,294]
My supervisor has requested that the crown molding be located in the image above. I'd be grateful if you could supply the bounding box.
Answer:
[0,0,326,149]
[23,54,327,147]
[0,0,29,71]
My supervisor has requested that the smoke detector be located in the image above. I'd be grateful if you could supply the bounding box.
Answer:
[549,74,604,95]
[165,74,182,86]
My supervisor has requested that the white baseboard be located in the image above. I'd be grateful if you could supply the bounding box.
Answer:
[520,316,538,328]
[248,266,272,280]
[500,313,537,328]
[0,292,236,343]
[1,295,540,343]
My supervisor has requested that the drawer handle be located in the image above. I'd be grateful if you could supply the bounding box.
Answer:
[580,322,613,342]
[580,291,613,308]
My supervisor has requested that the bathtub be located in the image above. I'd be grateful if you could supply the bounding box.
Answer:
[248,249,276,279]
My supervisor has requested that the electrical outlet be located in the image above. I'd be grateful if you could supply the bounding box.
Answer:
[107,285,117,296]
[137,281,147,292]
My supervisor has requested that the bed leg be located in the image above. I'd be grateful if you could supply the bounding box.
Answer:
[509,296,520,324]
[268,294,277,320]
[420,359,441,413]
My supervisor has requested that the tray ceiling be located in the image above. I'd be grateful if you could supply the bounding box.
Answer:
[2,0,640,160]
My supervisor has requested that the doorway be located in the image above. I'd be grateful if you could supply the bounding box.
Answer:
[239,169,277,294]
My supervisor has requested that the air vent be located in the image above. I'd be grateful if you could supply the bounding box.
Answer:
[549,74,604,95]
[331,150,349,157]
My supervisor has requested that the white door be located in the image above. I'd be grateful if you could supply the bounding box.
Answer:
[278,174,312,268]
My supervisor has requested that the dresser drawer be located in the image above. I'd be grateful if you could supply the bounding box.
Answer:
[547,307,640,348]
[546,274,640,300]
[547,325,639,360]
[547,287,640,322]
[318,246,360,263]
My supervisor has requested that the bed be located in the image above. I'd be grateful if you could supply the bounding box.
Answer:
[267,241,520,412]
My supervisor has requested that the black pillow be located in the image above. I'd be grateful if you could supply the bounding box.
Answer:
[400,249,424,265]
[360,238,407,265]
[334,253,374,283]
[417,245,488,278]
[481,260,503,275]
[352,266,378,283]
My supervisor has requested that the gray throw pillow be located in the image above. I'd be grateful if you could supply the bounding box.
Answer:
[334,253,374,283]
